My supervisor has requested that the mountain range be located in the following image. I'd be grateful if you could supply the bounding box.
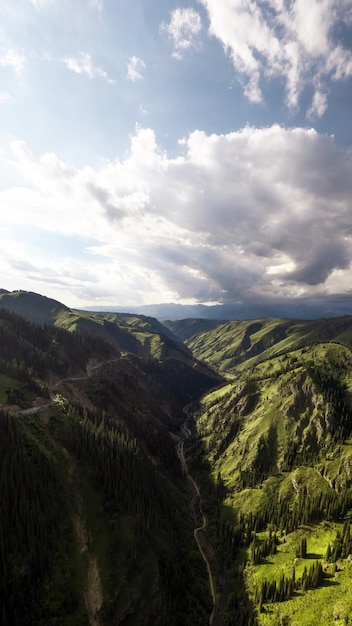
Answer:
[84,294,352,321]
[2,289,352,625]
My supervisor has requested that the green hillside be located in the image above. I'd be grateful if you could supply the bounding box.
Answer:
[185,315,352,374]
[191,340,352,624]
[4,289,352,624]
[0,290,193,362]
[93,311,185,343]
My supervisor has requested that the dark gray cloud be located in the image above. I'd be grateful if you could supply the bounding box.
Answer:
[87,183,127,222]
[6,124,352,306]
[134,125,352,302]
[287,238,351,286]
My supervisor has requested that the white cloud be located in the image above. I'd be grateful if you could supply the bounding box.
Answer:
[0,90,12,103]
[62,52,116,84]
[198,0,352,115]
[3,124,352,305]
[0,49,25,75]
[127,56,146,82]
[307,89,328,119]
[161,7,202,59]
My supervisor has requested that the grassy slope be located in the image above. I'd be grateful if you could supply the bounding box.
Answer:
[186,316,352,374]
[195,341,352,624]
[0,290,192,362]
[0,373,20,402]
[248,522,352,626]
[198,341,352,490]
[55,310,194,361]
[92,311,184,344]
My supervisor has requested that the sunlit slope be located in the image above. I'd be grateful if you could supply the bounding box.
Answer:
[93,311,183,343]
[55,309,196,361]
[195,341,352,623]
[186,315,352,373]
[197,342,352,496]
[0,290,193,361]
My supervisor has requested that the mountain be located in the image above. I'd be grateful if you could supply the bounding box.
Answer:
[0,306,221,626]
[162,317,224,342]
[192,339,352,624]
[0,289,69,324]
[0,290,192,362]
[180,315,352,373]
[84,294,352,320]
[3,288,352,625]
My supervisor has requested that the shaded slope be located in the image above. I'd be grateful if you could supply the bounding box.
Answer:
[0,307,221,626]
[0,289,69,324]
[162,318,224,342]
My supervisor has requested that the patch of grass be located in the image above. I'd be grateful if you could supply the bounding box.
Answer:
[257,561,352,626]
[246,521,352,626]
[0,373,20,403]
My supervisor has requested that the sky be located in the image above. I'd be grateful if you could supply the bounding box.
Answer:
[1,0,352,312]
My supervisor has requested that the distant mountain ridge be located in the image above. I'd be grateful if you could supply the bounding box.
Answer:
[84,295,352,320]
[3,289,352,323]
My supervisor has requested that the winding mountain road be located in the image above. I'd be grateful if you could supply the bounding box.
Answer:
[16,359,119,415]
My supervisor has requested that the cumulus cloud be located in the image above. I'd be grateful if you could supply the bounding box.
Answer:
[161,7,202,59]
[127,56,146,82]
[198,0,352,115]
[3,124,352,305]
[0,49,25,75]
[62,52,116,84]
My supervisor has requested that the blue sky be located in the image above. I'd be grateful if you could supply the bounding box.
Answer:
[1,0,352,310]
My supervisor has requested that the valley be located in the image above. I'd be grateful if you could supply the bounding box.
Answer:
[2,290,352,625]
